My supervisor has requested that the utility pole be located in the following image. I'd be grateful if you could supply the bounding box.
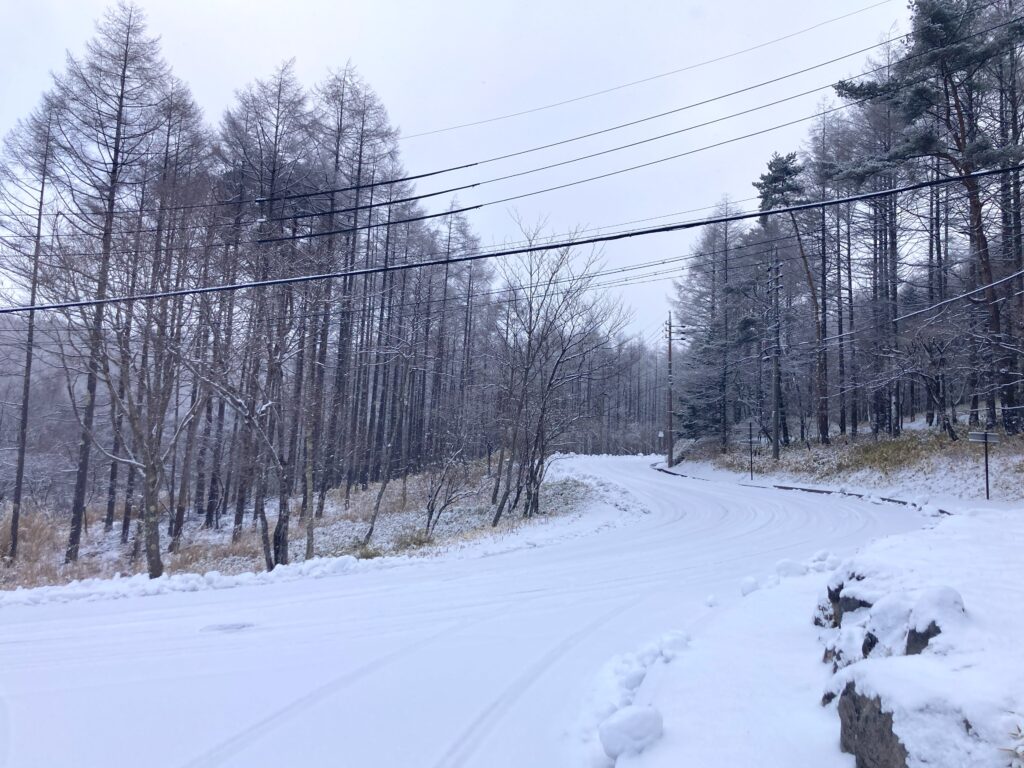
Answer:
[771,247,782,460]
[666,311,674,467]
[749,420,755,480]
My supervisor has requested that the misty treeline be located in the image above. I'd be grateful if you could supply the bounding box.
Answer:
[0,3,664,577]
[674,0,1024,457]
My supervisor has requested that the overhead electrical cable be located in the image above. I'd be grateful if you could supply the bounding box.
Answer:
[2,164,1018,317]
[399,0,894,138]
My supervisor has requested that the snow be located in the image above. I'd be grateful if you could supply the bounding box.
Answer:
[0,555,360,607]
[909,586,965,634]
[574,630,688,766]
[0,455,926,768]
[599,706,664,759]
[676,434,1021,513]
[776,558,809,577]
[821,505,1024,767]
[740,576,759,596]
[613,562,854,767]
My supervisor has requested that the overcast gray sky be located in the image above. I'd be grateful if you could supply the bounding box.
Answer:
[0,0,910,340]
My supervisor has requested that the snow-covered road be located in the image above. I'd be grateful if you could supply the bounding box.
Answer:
[0,456,924,768]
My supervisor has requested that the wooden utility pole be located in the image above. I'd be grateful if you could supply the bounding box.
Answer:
[666,312,674,467]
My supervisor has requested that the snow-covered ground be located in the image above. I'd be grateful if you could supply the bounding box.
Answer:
[0,454,948,767]
[679,428,1024,510]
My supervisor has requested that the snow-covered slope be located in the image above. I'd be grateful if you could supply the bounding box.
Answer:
[0,455,924,768]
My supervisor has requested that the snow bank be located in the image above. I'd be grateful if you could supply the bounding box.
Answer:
[0,555,361,607]
[820,507,1024,767]
[1,463,649,608]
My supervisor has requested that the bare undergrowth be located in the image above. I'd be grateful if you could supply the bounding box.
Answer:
[684,423,1024,498]
[0,464,593,590]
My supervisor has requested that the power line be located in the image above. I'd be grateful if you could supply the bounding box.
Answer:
[6,4,910,224]
[399,0,894,138]
[261,12,1022,244]
[0,228,812,334]
[257,93,879,245]
[0,194,756,266]
[272,31,918,216]
[5,11,1012,241]
[2,164,1019,316]
[255,5,1013,209]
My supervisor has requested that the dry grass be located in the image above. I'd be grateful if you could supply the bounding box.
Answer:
[830,433,937,476]
[0,503,143,589]
[392,527,433,552]
[352,543,384,559]
[0,462,591,591]
[697,422,1024,487]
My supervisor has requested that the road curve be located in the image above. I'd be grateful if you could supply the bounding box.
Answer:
[0,455,923,768]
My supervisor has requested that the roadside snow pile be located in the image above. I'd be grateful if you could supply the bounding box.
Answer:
[0,464,643,608]
[575,631,689,766]
[739,553,839,598]
[0,555,364,607]
[818,508,1024,767]
[596,550,852,767]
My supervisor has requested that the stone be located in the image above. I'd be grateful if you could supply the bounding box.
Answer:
[838,682,908,768]
[862,631,879,658]
[905,620,941,655]
[828,580,872,627]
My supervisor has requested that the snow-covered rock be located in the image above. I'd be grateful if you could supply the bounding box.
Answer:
[820,507,1022,767]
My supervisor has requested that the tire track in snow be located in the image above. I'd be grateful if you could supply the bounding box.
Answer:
[178,616,477,768]
[430,599,638,768]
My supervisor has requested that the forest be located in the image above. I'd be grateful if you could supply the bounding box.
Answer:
[674,0,1024,458]
[2,0,1023,581]
[0,3,663,579]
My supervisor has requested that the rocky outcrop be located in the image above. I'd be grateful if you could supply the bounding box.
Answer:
[837,682,908,768]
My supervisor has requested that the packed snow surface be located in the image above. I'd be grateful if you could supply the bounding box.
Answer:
[0,455,925,767]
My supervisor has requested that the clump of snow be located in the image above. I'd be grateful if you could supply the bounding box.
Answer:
[776,558,809,578]
[808,550,838,573]
[909,586,964,635]
[598,705,663,759]
[740,576,759,596]
[863,593,915,658]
